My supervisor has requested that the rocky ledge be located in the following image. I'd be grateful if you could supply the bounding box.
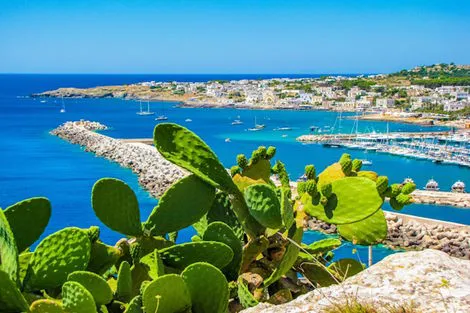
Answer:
[307,212,470,259]
[50,121,186,197]
[243,249,470,313]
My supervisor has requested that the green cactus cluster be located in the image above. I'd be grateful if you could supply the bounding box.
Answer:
[0,124,412,313]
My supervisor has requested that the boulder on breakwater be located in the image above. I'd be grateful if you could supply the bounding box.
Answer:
[51,120,187,197]
[242,249,470,313]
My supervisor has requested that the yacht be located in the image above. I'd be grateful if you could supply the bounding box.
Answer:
[451,181,465,193]
[185,118,192,122]
[137,101,155,116]
[360,159,372,166]
[232,119,243,125]
[403,177,415,185]
[155,115,168,121]
[424,179,440,191]
[274,126,292,131]
[225,138,231,143]
[248,117,265,131]
[310,125,320,132]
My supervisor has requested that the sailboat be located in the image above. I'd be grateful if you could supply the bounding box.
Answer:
[248,117,265,131]
[232,115,243,125]
[60,97,66,113]
[137,100,155,116]
[155,103,169,121]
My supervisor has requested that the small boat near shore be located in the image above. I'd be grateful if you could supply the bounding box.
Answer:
[155,115,168,121]
[360,159,372,165]
[248,117,265,131]
[425,179,439,191]
[274,126,292,131]
[451,181,465,193]
[185,118,192,122]
[232,116,243,125]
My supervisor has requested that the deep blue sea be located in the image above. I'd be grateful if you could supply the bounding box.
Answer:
[1,74,469,263]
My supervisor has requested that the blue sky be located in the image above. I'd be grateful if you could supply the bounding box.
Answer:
[0,0,469,74]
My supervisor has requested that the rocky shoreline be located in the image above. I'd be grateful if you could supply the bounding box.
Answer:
[51,121,470,259]
[50,121,186,197]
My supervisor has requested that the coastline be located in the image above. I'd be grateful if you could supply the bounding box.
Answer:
[51,120,470,259]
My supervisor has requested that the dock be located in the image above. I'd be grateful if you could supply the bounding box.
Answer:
[297,131,450,143]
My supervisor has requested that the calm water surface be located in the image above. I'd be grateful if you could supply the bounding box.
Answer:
[1,75,468,262]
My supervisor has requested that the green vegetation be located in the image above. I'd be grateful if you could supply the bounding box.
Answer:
[389,63,470,87]
[340,79,376,91]
[0,124,412,312]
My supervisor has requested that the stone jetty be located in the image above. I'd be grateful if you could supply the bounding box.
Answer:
[51,121,186,197]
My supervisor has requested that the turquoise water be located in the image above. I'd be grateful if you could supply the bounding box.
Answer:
[1,75,469,262]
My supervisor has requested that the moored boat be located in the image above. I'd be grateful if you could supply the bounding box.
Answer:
[424,179,439,191]
[451,180,465,193]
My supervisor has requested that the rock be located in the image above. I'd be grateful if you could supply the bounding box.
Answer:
[242,250,470,313]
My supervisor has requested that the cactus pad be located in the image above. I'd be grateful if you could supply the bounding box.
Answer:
[351,159,363,172]
[280,187,294,229]
[153,123,236,192]
[117,261,132,302]
[124,295,143,313]
[317,163,346,185]
[159,241,233,270]
[62,281,97,313]
[337,209,387,245]
[91,178,143,236]
[182,262,229,313]
[357,171,379,181]
[0,209,19,284]
[30,299,65,313]
[24,227,91,290]
[240,236,269,273]
[303,177,383,225]
[19,251,33,283]
[302,238,342,255]
[142,274,191,313]
[144,175,215,236]
[87,241,122,275]
[0,269,29,312]
[237,277,259,309]
[4,197,51,252]
[301,263,337,287]
[203,222,242,281]
[68,271,113,305]
[206,192,244,240]
[244,184,283,229]
[401,182,416,195]
[140,249,165,280]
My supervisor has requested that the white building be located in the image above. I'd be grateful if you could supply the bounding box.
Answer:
[376,98,395,109]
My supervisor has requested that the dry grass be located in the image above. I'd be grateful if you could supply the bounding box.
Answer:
[322,297,419,313]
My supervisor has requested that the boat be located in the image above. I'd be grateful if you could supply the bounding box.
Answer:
[155,116,168,121]
[424,179,439,191]
[232,120,243,125]
[40,100,46,103]
[60,97,66,113]
[225,138,231,143]
[310,125,320,131]
[322,142,340,148]
[451,180,465,193]
[185,118,192,122]
[274,127,292,131]
[360,159,372,165]
[248,117,265,131]
[403,177,415,184]
[282,134,288,138]
[137,101,155,116]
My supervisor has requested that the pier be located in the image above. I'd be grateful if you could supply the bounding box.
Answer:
[297,131,450,143]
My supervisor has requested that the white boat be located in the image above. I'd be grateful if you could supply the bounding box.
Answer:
[274,127,292,131]
[60,97,66,113]
[360,159,372,165]
[451,181,465,193]
[403,177,415,184]
[137,101,155,116]
[424,179,439,191]
[155,116,168,121]
[232,119,243,125]
[248,117,265,131]
[185,118,192,122]
[225,138,231,143]
[40,100,46,103]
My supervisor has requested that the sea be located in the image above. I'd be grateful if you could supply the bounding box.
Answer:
[1,74,469,264]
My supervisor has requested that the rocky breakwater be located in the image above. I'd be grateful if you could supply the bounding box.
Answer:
[243,249,470,313]
[306,212,470,259]
[50,120,186,197]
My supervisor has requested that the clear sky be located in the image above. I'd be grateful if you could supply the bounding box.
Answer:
[1,0,469,74]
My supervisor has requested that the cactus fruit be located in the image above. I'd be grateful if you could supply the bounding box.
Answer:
[337,209,387,245]
[87,226,100,243]
[320,183,332,198]
[304,180,317,197]
[24,227,91,290]
[351,159,363,172]
[339,153,353,175]
[244,184,283,229]
[0,209,19,284]
[237,277,259,309]
[68,271,113,305]
[0,269,29,312]
[159,241,234,270]
[140,250,165,280]
[304,164,316,180]
[181,262,229,313]
[401,182,416,195]
[386,183,402,198]
[142,274,191,313]
[263,225,303,287]
[92,178,143,237]
[390,193,413,211]
[87,241,122,275]
[376,176,389,196]
[302,238,342,255]
[4,197,51,252]
[303,177,383,225]
[272,161,290,189]
[30,299,65,313]
[203,222,242,281]
[124,295,143,313]
[153,123,236,192]
[117,261,133,302]
[230,165,241,177]
[266,146,276,159]
[62,281,97,313]
[144,175,215,236]
[237,154,248,169]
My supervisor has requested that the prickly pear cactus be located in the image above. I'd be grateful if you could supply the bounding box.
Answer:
[142,274,191,313]
[0,209,19,284]
[4,197,51,252]
[205,191,244,240]
[24,227,91,290]
[240,236,269,273]
[401,182,416,195]
[300,263,337,287]
[302,238,342,255]
[357,170,379,181]
[153,123,236,192]
[62,281,97,313]
[232,146,275,191]
[0,269,29,312]
[202,222,242,281]
[351,159,362,172]
[182,262,229,313]
[337,209,388,245]
[117,261,133,302]
[87,241,122,275]
[280,187,294,229]
[124,295,143,313]
[159,241,234,270]
[92,178,143,236]
[144,175,215,236]
[140,249,165,280]
[30,299,65,313]
[68,271,113,305]
[18,251,33,283]
[302,177,383,224]
[244,184,283,229]
[237,277,259,309]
